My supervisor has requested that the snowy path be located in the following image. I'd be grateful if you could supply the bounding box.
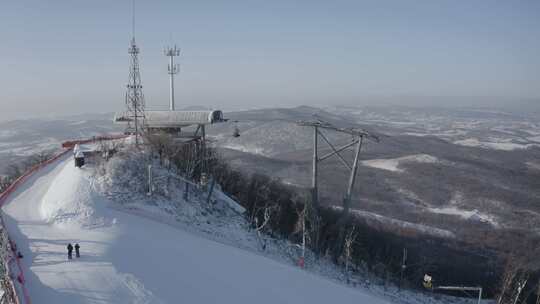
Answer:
[2,155,390,304]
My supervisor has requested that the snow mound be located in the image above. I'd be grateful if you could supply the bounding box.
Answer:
[361,154,439,173]
[40,160,113,228]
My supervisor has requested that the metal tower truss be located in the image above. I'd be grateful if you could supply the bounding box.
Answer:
[125,36,146,145]
[297,117,379,214]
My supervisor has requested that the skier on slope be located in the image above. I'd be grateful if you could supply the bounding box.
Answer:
[75,243,80,258]
[67,243,73,260]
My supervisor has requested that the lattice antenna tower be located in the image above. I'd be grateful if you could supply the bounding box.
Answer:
[125,0,146,145]
[164,45,180,111]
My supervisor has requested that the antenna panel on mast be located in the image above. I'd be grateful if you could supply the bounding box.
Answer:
[164,45,181,111]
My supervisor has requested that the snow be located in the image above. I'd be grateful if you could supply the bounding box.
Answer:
[528,136,540,143]
[334,207,455,239]
[0,130,18,139]
[526,162,540,171]
[39,159,111,228]
[68,120,88,126]
[2,154,392,304]
[426,206,498,227]
[362,158,403,172]
[421,192,499,227]
[361,154,439,173]
[220,143,267,155]
[453,138,539,151]
[212,188,246,214]
[214,121,317,157]
[525,129,540,136]
[363,119,417,126]
[73,144,98,155]
[0,138,59,156]
[404,129,469,138]
[403,132,431,137]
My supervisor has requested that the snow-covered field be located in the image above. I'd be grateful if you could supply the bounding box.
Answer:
[0,137,59,157]
[2,154,396,303]
[453,138,539,151]
[361,154,439,173]
[324,105,540,153]
[0,115,122,175]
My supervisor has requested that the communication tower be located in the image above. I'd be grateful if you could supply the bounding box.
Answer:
[124,1,146,145]
[164,45,180,111]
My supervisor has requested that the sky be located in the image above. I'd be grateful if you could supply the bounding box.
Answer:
[0,0,539,119]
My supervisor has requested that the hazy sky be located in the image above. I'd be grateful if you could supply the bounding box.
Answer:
[0,1,539,119]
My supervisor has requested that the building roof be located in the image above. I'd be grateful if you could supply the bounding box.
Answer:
[113,110,225,128]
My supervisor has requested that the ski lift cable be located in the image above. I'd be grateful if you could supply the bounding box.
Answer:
[227,115,384,140]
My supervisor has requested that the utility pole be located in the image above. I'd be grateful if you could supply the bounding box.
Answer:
[343,136,363,215]
[201,124,206,176]
[164,45,180,111]
[302,206,306,265]
[399,247,407,290]
[192,124,208,186]
[147,164,153,196]
[312,126,318,208]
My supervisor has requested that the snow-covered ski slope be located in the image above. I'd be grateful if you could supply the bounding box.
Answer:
[2,154,390,304]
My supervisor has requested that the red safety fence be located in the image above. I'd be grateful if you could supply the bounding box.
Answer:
[61,134,128,148]
[0,149,72,207]
[0,135,127,304]
[0,148,72,304]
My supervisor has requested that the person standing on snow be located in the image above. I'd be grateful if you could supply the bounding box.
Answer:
[75,243,80,258]
[67,243,73,259]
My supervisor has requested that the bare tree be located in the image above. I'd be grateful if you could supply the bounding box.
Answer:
[343,226,358,283]
[253,204,278,251]
[511,274,528,304]
[292,194,321,256]
[248,177,271,225]
[291,203,308,266]
[144,132,170,165]
[32,150,52,164]
[0,176,9,192]
[498,258,520,304]
[98,138,122,161]
[6,163,21,179]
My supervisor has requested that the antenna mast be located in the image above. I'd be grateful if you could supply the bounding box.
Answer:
[124,0,146,145]
[132,0,135,38]
[164,45,180,111]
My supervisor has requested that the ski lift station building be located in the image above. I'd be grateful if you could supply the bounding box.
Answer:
[114,110,226,130]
